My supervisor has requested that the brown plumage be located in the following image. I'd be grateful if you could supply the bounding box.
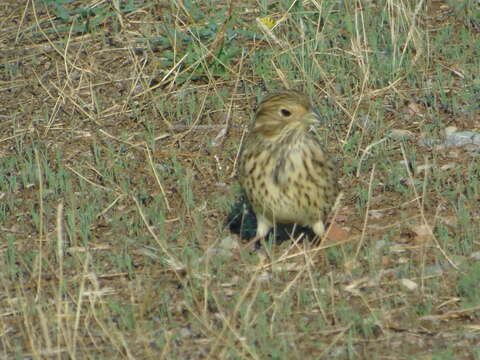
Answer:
[238,90,339,240]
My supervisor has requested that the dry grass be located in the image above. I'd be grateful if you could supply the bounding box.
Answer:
[1,0,479,358]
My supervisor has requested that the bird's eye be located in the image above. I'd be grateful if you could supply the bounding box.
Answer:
[280,109,291,117]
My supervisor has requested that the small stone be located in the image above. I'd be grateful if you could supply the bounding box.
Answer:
[375,240,389,249]
[390,244,408,253]
[445,131,480,149]
[447,150,460,159]
[470,251,480,260]
[440,163,456,171]
[423,265,444,276]
[400,278,418,291]
[444,126,458,136]
[390,129,414,139]
[416,164,433,173]
[257,272,272,282]
[369,209,384,219]
[219,236,239,250]
[179,327,192,338]
[463,333,480,340]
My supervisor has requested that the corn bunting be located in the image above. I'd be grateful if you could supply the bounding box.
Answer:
[239,90,339,241]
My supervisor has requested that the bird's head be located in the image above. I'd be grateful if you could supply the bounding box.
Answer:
[252,91,319,139]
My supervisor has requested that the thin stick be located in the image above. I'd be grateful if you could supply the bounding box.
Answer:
[34,148,44,302]
[355,164,375,260]
[146,146,171,212]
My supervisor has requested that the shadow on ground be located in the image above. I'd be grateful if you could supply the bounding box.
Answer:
[226,193,320,243]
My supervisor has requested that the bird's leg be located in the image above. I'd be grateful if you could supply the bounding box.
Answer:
[245,214,272,250]
[312,221,325,237]
[256,214,273,238]
[312,192,344,244]
[312,220,326,245]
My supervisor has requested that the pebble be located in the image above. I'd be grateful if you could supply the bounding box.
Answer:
[420,127,480,152]
[423,265,444,276]
[400,278,418,291]
[390,129,414,139]
[445,130,480,149]
[219,235,239,250]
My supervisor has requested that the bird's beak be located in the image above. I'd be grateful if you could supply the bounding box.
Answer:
[302,109,320,125]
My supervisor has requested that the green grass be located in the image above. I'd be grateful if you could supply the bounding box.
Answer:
[1,0,480,358]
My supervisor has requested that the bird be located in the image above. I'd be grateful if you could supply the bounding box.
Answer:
[238,90,340,242]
